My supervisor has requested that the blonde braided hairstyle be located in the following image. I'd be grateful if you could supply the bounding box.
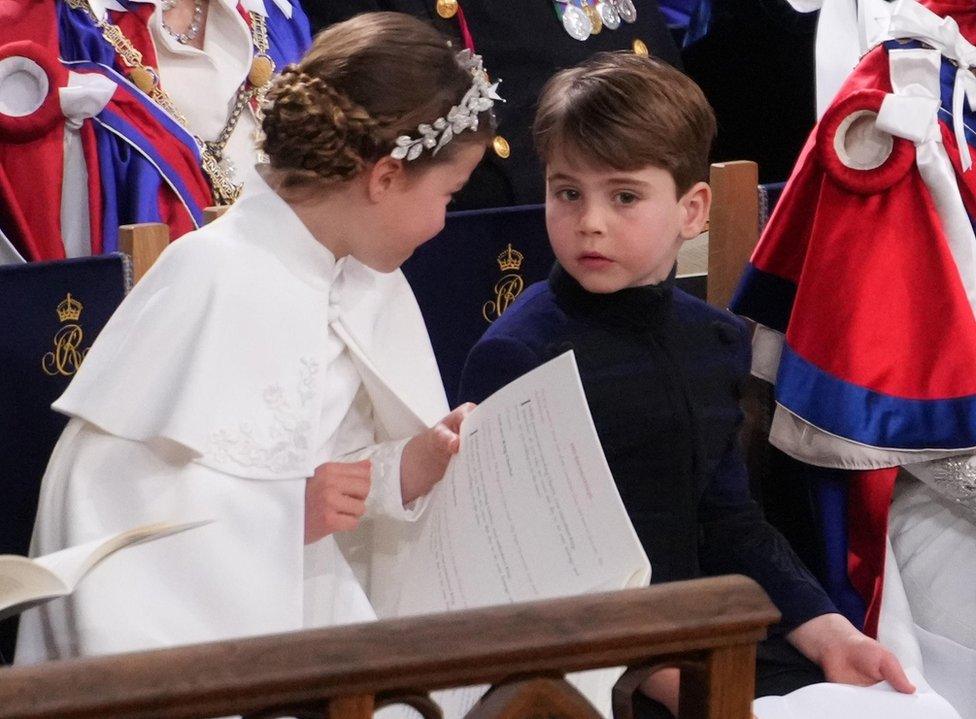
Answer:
[261,12,494,190]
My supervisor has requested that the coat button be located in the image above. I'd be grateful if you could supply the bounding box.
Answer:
[632,38,649,56]
[493,135,511,159]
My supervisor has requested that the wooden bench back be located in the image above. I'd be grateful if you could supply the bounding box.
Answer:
[0,577,778,719]
[706,161,760,310]
[99,198,781,719]
[119,204,229,285]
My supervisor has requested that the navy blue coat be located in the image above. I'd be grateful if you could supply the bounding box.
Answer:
[458,265,836,630]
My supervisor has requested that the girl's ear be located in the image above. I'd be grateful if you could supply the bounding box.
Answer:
[678,181,711,240]
[365,155,408,202]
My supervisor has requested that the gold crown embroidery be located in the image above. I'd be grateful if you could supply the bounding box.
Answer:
[483,244,526,324]
[496,243,524,272]
[43,293,89,377]
[56,293,83,322]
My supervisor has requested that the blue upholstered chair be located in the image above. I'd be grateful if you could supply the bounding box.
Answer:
[0,254,131,663]
[402,204,555,406]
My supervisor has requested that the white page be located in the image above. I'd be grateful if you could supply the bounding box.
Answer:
[753,670,961,719]
[382,352,650,718]
[0,557,69,621]
[34,520,212,591]
[1,521,211,621]
[33,537,112,591]
[394,351,649,613]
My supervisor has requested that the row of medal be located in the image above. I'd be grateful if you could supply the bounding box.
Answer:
[555,0,639,41]
[433,0,637,42]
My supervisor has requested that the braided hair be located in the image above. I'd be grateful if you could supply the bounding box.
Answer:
[261,12,494,189]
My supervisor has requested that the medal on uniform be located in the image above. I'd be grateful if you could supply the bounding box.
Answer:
[615,0,637,23]
[597,1,621,29]
[436,0,459,19]
[582,0,603,33]
[554,1,592,41]
[248,53,275,88]
[129,66,158,94]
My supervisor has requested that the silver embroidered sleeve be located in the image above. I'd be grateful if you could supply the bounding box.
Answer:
[904,455,976,517]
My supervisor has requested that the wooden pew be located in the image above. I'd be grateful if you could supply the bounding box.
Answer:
[0,576,778,719]
[706,161,760,311]
[119,222,169,285]
[83,196,781,719]
[119,205,228,285]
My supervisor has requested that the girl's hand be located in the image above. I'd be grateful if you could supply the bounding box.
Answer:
[786,613,915,693]
[400,403,476,504]
[304,459,371,544]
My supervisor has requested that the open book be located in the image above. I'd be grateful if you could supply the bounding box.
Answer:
[347,351,650,718]
[0,521,210,622]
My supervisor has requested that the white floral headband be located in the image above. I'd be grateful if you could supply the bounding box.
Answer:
[391,49,503,161]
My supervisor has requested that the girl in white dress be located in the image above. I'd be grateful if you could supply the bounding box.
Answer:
[16,11,499,661]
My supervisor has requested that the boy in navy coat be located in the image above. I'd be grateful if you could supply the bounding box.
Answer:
[457,52,913,717]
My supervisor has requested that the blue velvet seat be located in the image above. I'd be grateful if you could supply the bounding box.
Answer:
[402,204,554,406]
[0,254,129,663]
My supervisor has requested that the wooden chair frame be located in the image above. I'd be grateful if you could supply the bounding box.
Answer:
[0,578,777,719]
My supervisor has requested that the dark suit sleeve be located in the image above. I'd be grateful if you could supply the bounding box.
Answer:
[697,324,836,631]
[456,335,543,405]
[697,439,836,631]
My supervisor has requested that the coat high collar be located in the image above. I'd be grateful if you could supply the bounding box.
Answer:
[548,262,675,331]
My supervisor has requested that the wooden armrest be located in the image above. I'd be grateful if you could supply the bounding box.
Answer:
[0,576,778,719]
[119,223,169,285]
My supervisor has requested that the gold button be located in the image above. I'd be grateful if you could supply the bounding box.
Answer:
[493,135,511,159]
[436,0,458,18]
[632,38,649,56]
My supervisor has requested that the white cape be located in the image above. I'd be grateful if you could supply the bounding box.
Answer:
[15,171,449,662]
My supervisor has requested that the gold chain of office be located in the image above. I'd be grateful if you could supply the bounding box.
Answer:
[65,0,277,204]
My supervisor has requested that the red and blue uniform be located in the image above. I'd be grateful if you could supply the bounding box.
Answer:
[730,0,976,633]
[0,0,309,261]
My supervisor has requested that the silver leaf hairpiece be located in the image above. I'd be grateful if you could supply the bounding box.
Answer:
[391,49,504,161]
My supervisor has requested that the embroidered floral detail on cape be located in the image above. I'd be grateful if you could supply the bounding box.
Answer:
[209,358,319,473]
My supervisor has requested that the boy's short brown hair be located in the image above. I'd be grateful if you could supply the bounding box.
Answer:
[533,52,716,195]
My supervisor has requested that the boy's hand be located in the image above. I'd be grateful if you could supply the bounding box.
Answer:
[400,403,476,504]
[786,613,915,693]
[304,459,371,544]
